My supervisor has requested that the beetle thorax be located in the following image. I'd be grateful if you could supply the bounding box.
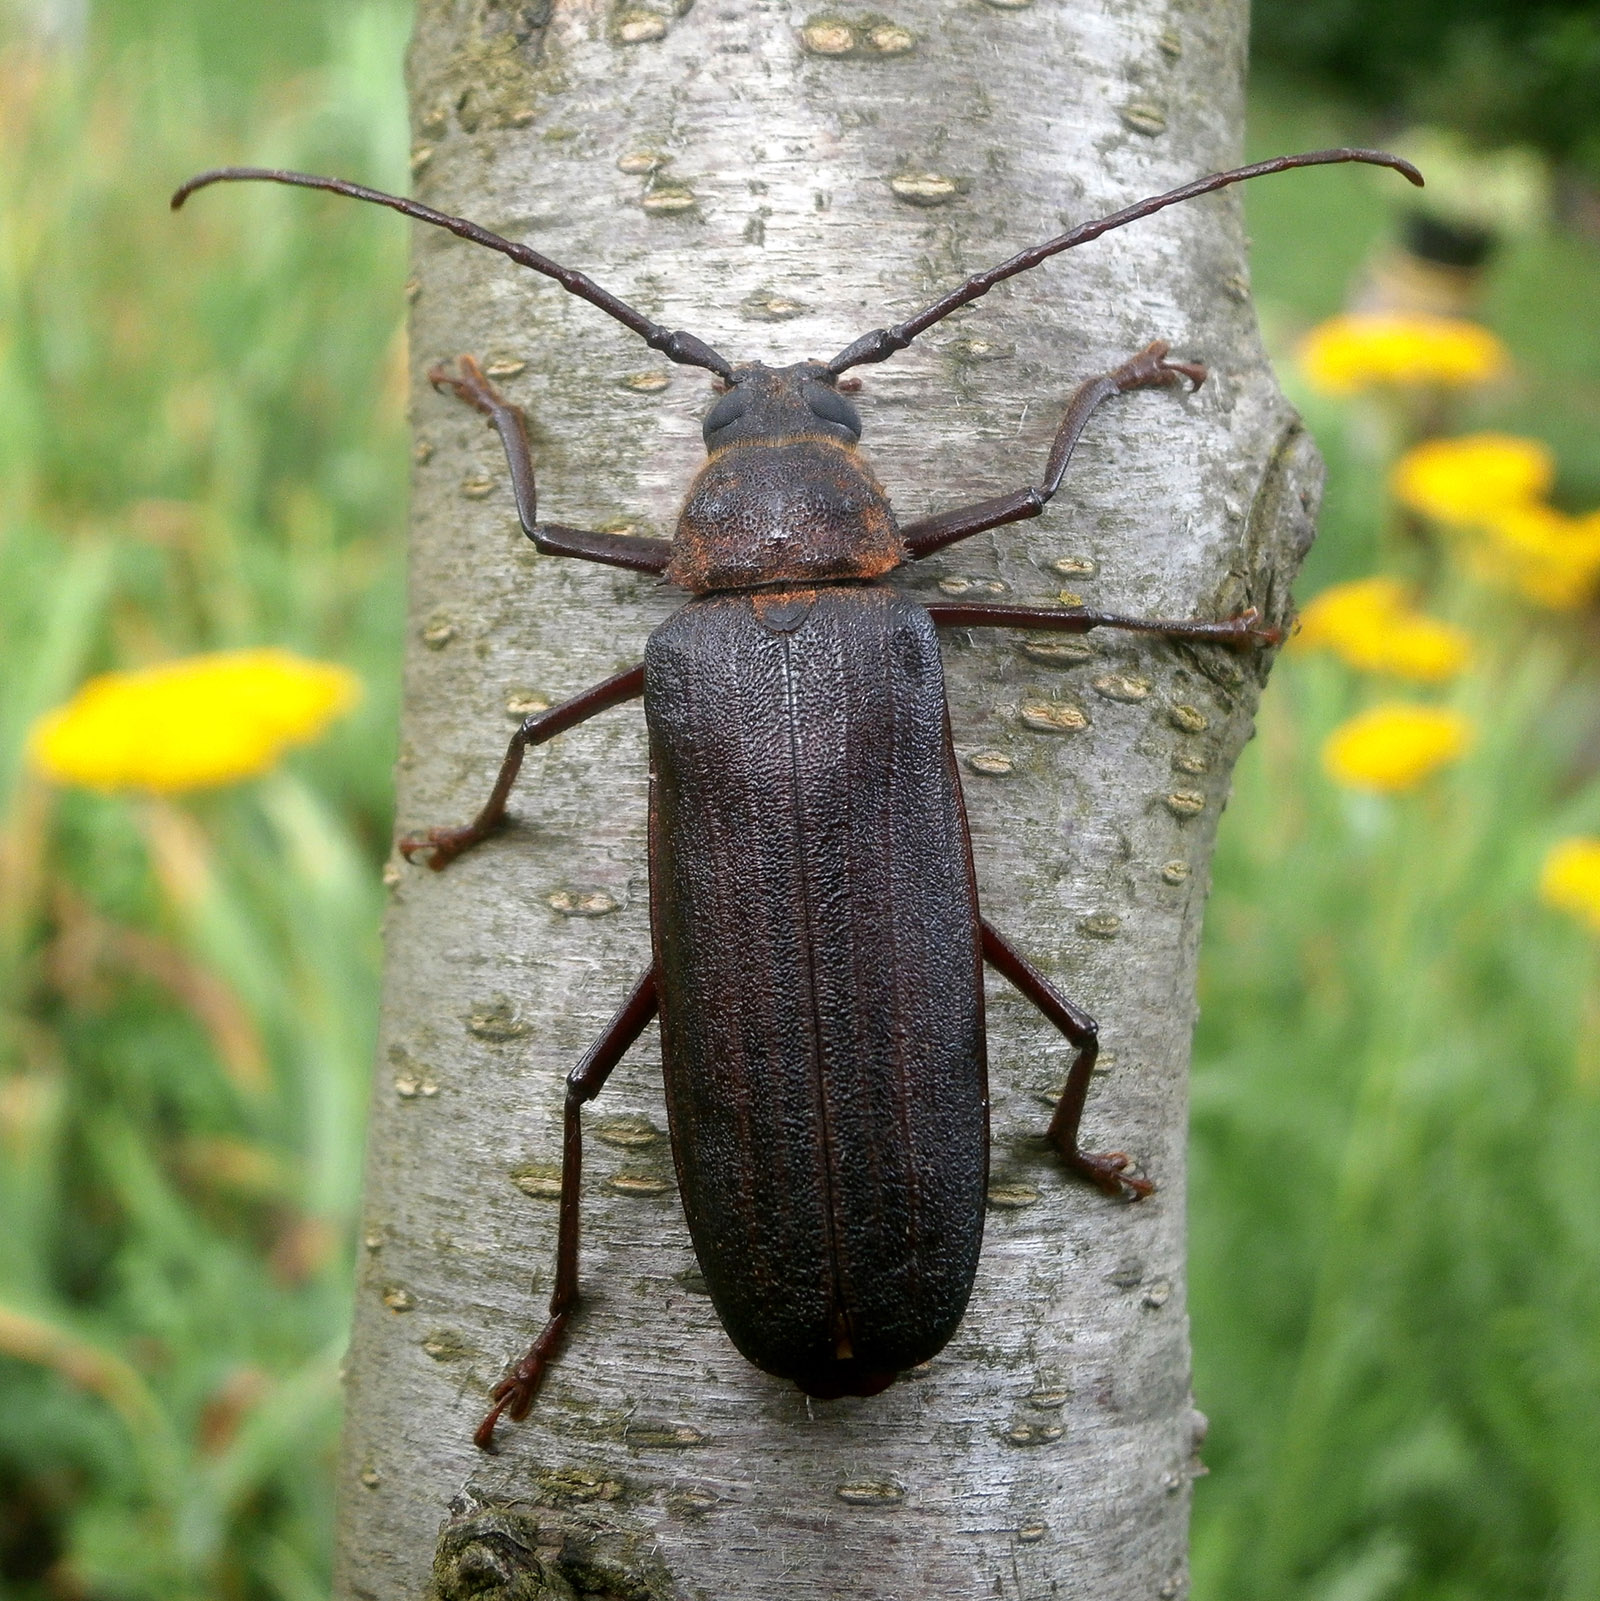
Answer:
[665,362,903,594]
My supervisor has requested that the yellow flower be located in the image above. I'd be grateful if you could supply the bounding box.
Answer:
[1391,434,1554,526]
[1540,838,1600,934]
[1292,577,1469,682]
[1390,434,1600,608]
[1370,616,1473,682]
[28,649,361,793]
[1295,577,1409,645]
[1321,703,1474,792]
[1298,313,1508,396]
[1469,503,1600,610]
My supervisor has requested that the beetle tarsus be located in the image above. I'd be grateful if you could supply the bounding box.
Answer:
[428,353,501,414]
[1218,606,1283,651]
[1061,1145,1156,1202]
[475,1311,571,1449]
[398,822,494,871]
[1116,339,1206,394]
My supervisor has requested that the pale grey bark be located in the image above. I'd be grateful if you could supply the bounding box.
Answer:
[336,2,1316,1597]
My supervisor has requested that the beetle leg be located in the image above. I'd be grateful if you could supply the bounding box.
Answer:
[1036,341,1206,501]
[900,341,1205,560]
[477,966,660,1450]
[898,485,1048,559]
[399,664,645,869]
[430,355,671,574]
[979,920,1153,1202]
[928,600,1280,651]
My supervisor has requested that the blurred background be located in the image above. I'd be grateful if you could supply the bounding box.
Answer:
[1,1,1597,1598]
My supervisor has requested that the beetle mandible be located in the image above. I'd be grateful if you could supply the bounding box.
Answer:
[175,145,1421,1449]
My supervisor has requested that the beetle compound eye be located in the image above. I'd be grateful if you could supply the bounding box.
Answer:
[702,385,750,443]
[801,380,862,440]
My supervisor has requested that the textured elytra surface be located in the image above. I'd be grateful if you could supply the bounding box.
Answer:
[337,1,1317,1598]
[648,587,985,1389]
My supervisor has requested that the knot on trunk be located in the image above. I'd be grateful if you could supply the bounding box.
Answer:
[431,1502,680,1601]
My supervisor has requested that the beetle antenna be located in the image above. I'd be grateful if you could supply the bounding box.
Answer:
[826,147,1423,374]
[172,166,735,380]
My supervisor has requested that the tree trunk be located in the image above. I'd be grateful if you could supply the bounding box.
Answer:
[336,2,1315,1597]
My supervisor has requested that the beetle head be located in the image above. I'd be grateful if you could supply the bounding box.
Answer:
[173,155,1423,595]
[667,362,901,594]
[701,361,863,452]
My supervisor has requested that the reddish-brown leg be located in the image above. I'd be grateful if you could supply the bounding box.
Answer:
[899,341,1207,560]
[476,967,660,1450]
[980,920,1153,1201]
[430,354,671,574]
[929,600,1279,651]
[399,664,645,869]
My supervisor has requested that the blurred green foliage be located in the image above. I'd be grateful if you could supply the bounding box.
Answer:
[1189,84,1600,1601]
[0,2,410,1596]
[1252,0,1600,180]
[2,3,1600,1601]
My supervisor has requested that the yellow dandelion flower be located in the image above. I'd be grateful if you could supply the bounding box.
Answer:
[1292,577,1469,682]
[1371,616,1473,682]
[1390,433,1600,608]
[27,649,361,794]
[1391,434,1555,526]
[1540,838,1600,934]
[1469,502,1600,610]
[1321,703,1473,792]
[1297,313,1508,396]
[1294,577,1409,647]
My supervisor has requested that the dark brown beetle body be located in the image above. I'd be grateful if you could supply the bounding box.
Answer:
[655,373,986,1397]
[171,145,1423,1447]
[649,583,985,1397]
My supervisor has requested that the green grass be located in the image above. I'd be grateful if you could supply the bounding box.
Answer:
[0,6,409,1596]
[1185,78,1600,1601]
[3,12,1600,1601]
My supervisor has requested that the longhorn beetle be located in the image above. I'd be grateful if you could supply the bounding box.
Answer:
[175,145,1421,1449]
